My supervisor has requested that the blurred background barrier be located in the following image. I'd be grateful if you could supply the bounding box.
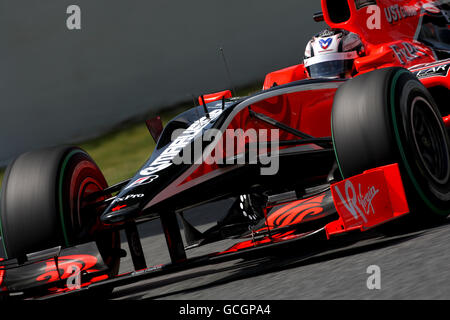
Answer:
[0,0,324,166]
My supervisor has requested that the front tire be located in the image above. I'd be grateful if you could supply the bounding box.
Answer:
[332,67,450,221]
[0,146,120,273]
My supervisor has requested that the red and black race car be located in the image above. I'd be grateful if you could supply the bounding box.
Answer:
[0,0,449,299]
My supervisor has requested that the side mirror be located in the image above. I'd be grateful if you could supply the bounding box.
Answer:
[145,116,164,143]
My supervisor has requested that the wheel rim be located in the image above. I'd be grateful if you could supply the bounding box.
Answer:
[390,70,450,215]
[67,158,106,239]
[410,96,450,185]
[76,177,104,235]
[62,153,120,273]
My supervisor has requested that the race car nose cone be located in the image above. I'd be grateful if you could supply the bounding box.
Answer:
[101,203,140,225]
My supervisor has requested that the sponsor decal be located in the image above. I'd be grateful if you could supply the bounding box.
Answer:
[333,180,379,223]
[390,42,427,65]
[410,59,450,69]
[267,194,326,228]
[319,38,333,50]
[384,4,418,24]
[36,255,98,284]
[330,164,409,233]
[140,109,223,176]
[125,175,159,190]
[114,193,145,203]
[33,254,109,292]
[414,63,450,79]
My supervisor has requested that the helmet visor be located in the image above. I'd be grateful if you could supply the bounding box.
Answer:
[306,60,354,79]
[304,51,358,79]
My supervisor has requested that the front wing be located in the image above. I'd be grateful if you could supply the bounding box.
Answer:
[0,163,409,299]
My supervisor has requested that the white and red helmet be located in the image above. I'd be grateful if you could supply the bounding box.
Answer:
[304,29,364,79]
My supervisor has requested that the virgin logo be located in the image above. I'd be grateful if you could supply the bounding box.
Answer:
[334,180,379,223]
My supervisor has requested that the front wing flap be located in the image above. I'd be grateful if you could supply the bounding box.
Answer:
[326,163,410,237]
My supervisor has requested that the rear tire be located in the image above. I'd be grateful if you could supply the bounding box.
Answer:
[0,146,120,274]
[332,67,450,222]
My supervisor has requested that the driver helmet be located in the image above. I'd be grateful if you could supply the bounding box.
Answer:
[304,29,364,79]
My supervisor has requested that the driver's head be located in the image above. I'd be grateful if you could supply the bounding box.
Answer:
[304,29,364,79]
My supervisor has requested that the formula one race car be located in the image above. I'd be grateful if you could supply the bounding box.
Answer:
[1,0,449,299]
